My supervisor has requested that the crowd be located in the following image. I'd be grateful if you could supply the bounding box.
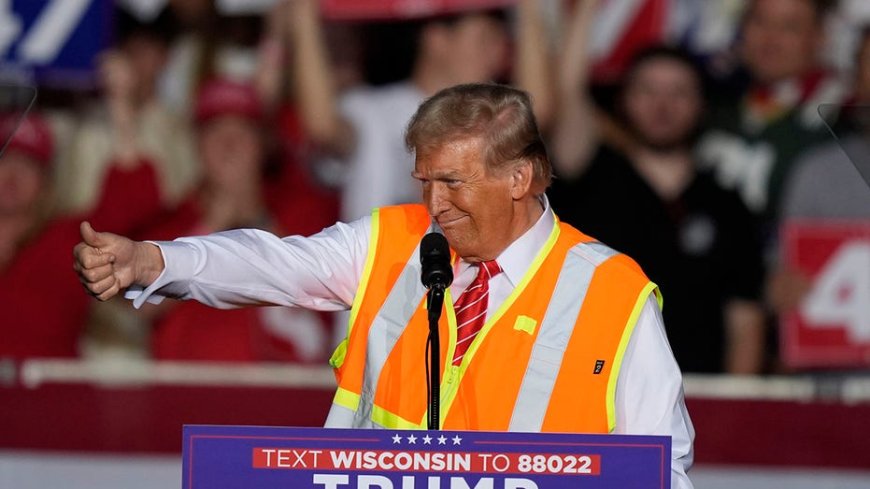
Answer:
[1,0,868,374]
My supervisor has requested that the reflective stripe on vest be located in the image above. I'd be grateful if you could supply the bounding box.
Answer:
[326,205,656,432]
[508,242,604,431]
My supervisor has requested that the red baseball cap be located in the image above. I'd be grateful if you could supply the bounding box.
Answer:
[0,112,54,168]
[194,78,263,125]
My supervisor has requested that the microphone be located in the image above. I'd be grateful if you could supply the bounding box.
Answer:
[419,232,452,430]
[420,232,453,290]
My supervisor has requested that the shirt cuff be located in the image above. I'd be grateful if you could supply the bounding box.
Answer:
[124,240,200,308]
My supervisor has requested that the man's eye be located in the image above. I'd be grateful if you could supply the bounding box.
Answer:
[446,179,461,187]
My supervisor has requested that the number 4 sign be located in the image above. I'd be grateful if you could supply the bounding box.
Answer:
[783,221,870,368]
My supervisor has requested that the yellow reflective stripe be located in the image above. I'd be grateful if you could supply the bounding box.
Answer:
[342,209,381,357]
[371,403,425,429]
[436,295,458,430]
[606,281,659,432]
[333,386,361,412]
[440,214,561,423]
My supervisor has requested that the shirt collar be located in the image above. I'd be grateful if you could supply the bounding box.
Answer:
[456,195,555,287]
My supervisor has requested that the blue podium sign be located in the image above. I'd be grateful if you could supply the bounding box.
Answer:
[183,425,671,488]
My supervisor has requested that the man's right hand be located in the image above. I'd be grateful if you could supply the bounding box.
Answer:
[73,221,165,301]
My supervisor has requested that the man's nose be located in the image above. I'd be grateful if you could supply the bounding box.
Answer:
[425,183,448,216]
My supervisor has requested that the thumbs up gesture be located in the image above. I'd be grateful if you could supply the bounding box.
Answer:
[73,222,164,301]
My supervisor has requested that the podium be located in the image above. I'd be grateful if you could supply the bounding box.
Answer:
[183,425,671,488]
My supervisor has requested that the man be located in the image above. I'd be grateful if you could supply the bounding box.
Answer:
[550,47,767,375]
[74,84,693,487]
[697,0,846,234]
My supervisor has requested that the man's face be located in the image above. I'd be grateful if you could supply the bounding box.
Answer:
[741,0,821,84]
[623,58,702,151]
[433,15,509,85]
[413,137,516,262]
[123,35,168,100]
[0,152,45,216]
[198,115,263,190]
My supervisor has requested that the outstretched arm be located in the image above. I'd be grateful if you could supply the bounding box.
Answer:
[74,217,371,311]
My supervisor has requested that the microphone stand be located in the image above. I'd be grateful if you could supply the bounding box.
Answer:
[419,231,452,431]
[426,285,446,430]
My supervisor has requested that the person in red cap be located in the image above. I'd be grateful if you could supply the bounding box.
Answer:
[0,112,162,359]
[0,114,55,267]
[134,78,334,363]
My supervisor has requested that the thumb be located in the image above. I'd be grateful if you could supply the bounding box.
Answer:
[80,221,108,248]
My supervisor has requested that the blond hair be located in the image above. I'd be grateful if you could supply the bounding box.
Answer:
[405,83,552,192]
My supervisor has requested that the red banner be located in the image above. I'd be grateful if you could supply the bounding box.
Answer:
[321,0,514,20]
[782,220,870,368]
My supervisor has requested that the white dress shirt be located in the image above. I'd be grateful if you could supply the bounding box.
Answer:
[128,199,694,489]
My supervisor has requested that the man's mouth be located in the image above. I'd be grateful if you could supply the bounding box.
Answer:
[437,215,467,228]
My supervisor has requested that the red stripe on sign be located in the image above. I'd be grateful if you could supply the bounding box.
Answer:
[253,448,600,475]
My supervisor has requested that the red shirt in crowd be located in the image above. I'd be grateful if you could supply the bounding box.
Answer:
[0,161,161,359]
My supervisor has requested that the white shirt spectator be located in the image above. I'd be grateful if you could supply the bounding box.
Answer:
[324,81,425,221]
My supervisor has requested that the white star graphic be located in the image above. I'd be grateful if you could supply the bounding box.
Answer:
[452,435,462,445]
[407,434,417,444]
[422,435,432,445]
[392,434,402,444]
[437,435,447,445]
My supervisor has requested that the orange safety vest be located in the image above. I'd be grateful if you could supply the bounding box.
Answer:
[326,204,660,433]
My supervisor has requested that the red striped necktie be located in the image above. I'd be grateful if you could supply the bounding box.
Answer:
[452,260,502,366]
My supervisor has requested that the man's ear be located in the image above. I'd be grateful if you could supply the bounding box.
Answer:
[509,160,534,200]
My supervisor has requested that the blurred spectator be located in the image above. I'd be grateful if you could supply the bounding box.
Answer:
[550,0,657,179]
[287,0,552,221]
[159,0,262,115]
[697,0,847,237]
[768,26,870,314]
[252,0,359,227]
[56,11,198,216]
[0,112,160,359]
[549,47,767,374]
[255,0,364,111]
[139,79,331,363]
